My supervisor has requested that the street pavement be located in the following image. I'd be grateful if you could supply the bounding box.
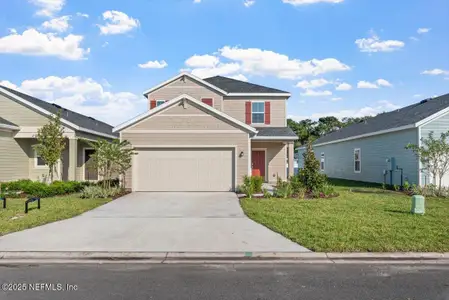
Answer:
[0,263,448,299]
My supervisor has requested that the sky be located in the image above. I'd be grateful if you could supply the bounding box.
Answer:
[0,0,448,126]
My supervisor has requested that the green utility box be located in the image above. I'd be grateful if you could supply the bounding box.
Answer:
[411,195,425,215]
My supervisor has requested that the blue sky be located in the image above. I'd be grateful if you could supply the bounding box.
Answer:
[0,0,448,125]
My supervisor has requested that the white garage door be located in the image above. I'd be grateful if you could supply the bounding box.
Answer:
[134,148,234,192]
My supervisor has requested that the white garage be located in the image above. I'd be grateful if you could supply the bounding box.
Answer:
[133,148,235,192]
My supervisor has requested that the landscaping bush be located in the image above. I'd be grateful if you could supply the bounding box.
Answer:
[298,142,327,192]
[240,175,256,199]
[97,178,120,188]
[314,182,338,198]
[251,176,264,193]
[274,177,293,198]
[0,179,86,198]
[80,186,123,199]
[289,175,305,194]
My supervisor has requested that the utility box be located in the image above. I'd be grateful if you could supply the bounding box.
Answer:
[386,157,396,171]
[411,195,425,215]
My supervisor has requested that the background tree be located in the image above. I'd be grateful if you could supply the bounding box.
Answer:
[86,139,135,189]
[33,111,65,183]
[314,116,343,137]
[406,131,449,194]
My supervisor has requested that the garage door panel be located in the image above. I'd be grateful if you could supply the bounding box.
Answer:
[134,148,234,192]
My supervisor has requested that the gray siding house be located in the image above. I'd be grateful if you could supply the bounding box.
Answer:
[297,93,449,187]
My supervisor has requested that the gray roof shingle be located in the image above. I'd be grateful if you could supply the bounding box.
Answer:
[0,117,18,127]
[0,86,118,137]
[314,93,449,145]
[255,127,298,138]
[203,76,290,94]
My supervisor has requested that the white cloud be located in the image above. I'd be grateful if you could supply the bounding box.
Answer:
[0,28,89,60]
[355,31,405,53]
[244,0,256,7]
[6,76,144,126]
[417,28,431,34]
[193,0,201,3]
[421,69,449,76]
[296,78,331,89]
[76,12,89,18]
[376,78,392,87]
[357,79,392,89]
[29,0,65,17]
[331,97,342,102]
[289,100,400,121]
[230,74,248,81]
[98,11,140,35]
[185,54,220,68]
[335,82,352,91]
[42,16,71,32]
[219,46,350,79]
[357,81,379,89]
[409,36,419,41]
[300,89,332,97]
[413,94,422,98]
[0,80,19,89]
[282,0,343,5]
[138,60,168,69]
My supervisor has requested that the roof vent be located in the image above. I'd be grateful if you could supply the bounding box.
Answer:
[51,103,62,109]
[420,99,429,104]
[88,117,96,120]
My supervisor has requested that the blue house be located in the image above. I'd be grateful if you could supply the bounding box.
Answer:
[297,93,449,187]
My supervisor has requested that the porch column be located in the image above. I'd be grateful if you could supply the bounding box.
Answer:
[68,138,77,181]
[288,142,294,178]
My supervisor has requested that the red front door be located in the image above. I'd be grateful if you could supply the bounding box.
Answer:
[252,150,265,178]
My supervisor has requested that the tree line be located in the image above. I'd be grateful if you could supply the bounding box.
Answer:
[287,116,372,148]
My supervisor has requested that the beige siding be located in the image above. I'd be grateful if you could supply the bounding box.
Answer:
[147,76,223,111]
[223,97,287,127]
[252,141,287,183]
[0,93,49,126]
[129,102,236,131]
[121,132,249,190]
[0,131,29,182]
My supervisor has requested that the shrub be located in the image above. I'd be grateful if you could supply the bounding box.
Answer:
[0,180,86,198]
[289,175,304,194]
[80,186,122,199]
[262,188,271,199]
[274,180,293,199]
[97,178,120,188]
[393,184,400,191]
[298,142,327,192]
[251,176,264,193]
[403,181,410,191]
[296,187,306,199]
[319,182,336,196]
[240,175,255,199]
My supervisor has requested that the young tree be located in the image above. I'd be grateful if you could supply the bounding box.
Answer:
[86,139,135,189]
[298,141,326,192]
[406,131,449,194]
[33,111,65,183]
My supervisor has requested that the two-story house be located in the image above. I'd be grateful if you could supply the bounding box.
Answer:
[114,72,298,192]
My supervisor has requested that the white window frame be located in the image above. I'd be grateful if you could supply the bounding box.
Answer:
[156,100,166,107]
[320,152,325,171]
[251,101,265,124]
[354,148,361,173]
[34,150,47,169]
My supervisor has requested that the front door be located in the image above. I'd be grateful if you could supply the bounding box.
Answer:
[252,150,265,178]
[84,149,99,181]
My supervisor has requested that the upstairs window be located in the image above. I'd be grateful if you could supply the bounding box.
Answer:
[354,148,361,173]
[156,100,166,107]
[251,102,265,124]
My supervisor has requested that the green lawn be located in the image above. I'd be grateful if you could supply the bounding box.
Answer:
[241,181,449,252]
[0,195,110,236]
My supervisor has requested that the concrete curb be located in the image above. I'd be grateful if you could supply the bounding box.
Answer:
[0,252,448,264]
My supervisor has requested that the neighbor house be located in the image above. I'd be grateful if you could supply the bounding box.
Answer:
[113,72,298,192]
[0,85,117,183]
[297,93,449,187]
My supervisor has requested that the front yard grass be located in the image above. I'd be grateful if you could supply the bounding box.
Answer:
[240,181,449,252]
[0,195,110,236]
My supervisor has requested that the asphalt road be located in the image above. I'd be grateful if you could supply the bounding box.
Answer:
[0,263,448,300]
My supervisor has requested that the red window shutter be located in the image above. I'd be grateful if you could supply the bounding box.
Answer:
[202,98,213,106]
[150,99,156,109]
[265,102,271,124]
[245,102,252,124]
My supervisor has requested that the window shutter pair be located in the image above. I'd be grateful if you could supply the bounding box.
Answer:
[150,99,156,109]
[245,101,271,125]
[202,98,213,106]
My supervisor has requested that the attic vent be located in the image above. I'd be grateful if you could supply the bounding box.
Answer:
[51,103,62,109]
[88,117,96,120]
[420,99,429,104]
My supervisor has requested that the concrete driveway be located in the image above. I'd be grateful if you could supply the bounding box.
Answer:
[0,193,309,252]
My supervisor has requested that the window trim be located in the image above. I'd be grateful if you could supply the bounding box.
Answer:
[354,148,361,173]
[251,101,265,124]
[320,152,325,171]
[201,97,214,107]
[34,150,47,169]
[156,100,166,107]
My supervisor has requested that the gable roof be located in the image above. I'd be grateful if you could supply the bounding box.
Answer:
[204,76,290,95]
[253,127,298,140]
[310,93,449,147]
[0,86,118,139]
[143,72,291,97]
[113,94,258,133]
[0,117,20,130]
